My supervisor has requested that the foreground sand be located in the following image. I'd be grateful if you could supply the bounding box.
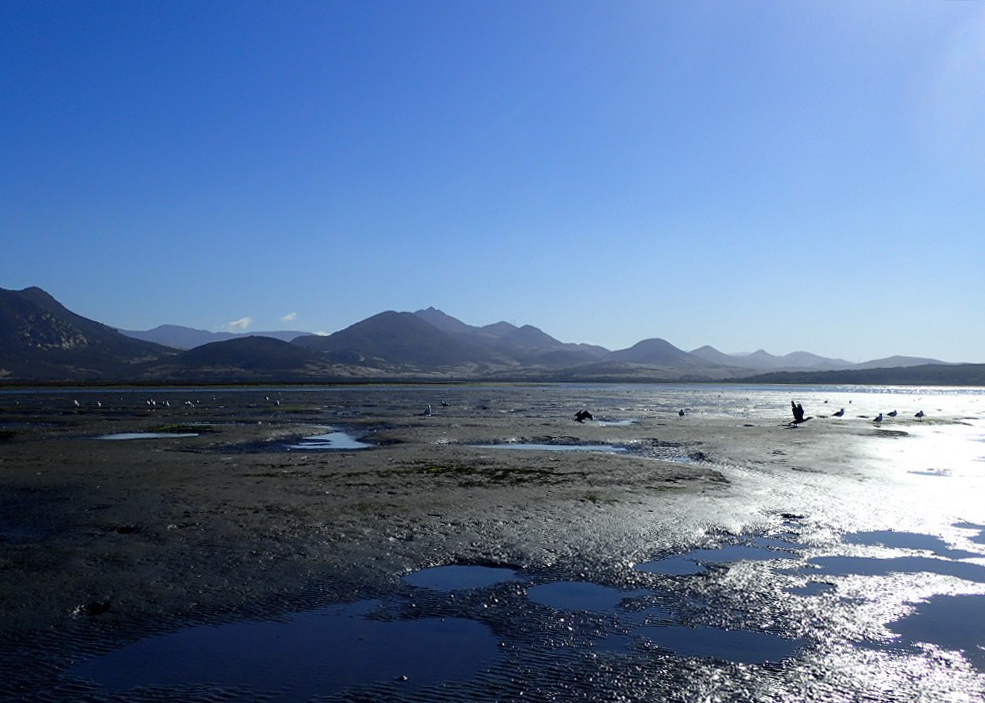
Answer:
[0,385,889,697]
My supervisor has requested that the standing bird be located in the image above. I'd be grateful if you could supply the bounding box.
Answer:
[679,409,685,417]
[874,413,884,423]
[833,408,845,417]
[915,410,925,418]
[888,410,897,418]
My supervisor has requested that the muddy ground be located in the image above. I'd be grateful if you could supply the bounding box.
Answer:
[0,385,905,700]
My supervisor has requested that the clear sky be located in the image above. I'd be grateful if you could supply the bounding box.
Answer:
[2,1,983,363]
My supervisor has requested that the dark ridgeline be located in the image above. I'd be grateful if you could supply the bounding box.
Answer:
[1,286,980,385]
[0,286,175,380]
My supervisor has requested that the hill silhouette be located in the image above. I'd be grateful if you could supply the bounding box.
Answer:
[0,286,174,380]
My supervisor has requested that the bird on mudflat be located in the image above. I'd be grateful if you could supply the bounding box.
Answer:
[874,413,884,423]
[915,410,925,418]
[888,410,897,418]
[575,410,593,423]
[679,409,685,417]
[790,401,811,425]
[833,408,845,417]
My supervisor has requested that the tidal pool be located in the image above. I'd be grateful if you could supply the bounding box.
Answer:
[403,565,521,591]
[66,600,500,700]
[635,536,803,575]
[890,594,985,672]
[845,530,982,559]
[527,581,633,613]
[807,555,985,583]
[285,429,372,451]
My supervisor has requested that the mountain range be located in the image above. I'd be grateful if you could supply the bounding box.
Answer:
[2,286,982,385]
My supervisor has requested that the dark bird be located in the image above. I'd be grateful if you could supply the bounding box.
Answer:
[888,410,897,418]
[790,401,811,424]
[915,410,925,418]
[874,413,883,423]
[575,410,593,423]
[679,409,685,417]
[833,408,845,417]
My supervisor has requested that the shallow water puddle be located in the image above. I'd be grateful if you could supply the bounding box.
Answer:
[528,581,634,612]
[846,530,981,558]
[807,555,985,583]
[285,428,372,451]
[634,625,805,664]
[635,536,803,575]
[67,600,499,699]
[890,594,985,672]
[403,565,521,591]
[96,432,199,440]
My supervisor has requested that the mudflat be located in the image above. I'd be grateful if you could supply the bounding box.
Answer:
[0,385,899,699]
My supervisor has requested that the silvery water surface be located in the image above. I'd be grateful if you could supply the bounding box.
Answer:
[19,383,985,700]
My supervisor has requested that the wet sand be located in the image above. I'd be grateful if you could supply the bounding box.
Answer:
[0,385,915,698]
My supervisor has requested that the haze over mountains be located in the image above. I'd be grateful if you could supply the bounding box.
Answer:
[2,286,981,385]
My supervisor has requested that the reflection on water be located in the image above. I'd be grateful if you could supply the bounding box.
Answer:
[635,625,805,664]
[807,555,985,583]
[527,581,630,612]
[403,565,520,591]
[67,601,500,700]
[285,428,372,451]
[636,536,803,575]
[891,594,985,672]
[845,530,982,559]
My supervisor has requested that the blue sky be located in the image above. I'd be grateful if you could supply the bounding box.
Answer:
[2,1,983,362]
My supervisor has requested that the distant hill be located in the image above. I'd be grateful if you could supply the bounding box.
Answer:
[144,336,335,381]
[853,355,951,370]
[1,288,977,384]
[412,308,609,365]
[0,286,175,380]
[740,364,985,386]
[609,338,701,366]
[293,311,502,371]
[121,324,309,349]
[695,347,854,371]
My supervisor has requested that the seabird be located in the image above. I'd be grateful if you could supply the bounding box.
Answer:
[915,410,925,418]
[679,409,685,417]
[888,410,897,418]
[790,401,811,424]
[874,413,883,423]
[833,408,845,417]
[575,410,593,423]
[424,404,432,416]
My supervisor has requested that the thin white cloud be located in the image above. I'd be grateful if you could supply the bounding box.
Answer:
[224,316,253,332]
[281,312,298,323]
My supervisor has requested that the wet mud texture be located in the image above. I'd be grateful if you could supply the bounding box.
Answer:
[0,386,956,701]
